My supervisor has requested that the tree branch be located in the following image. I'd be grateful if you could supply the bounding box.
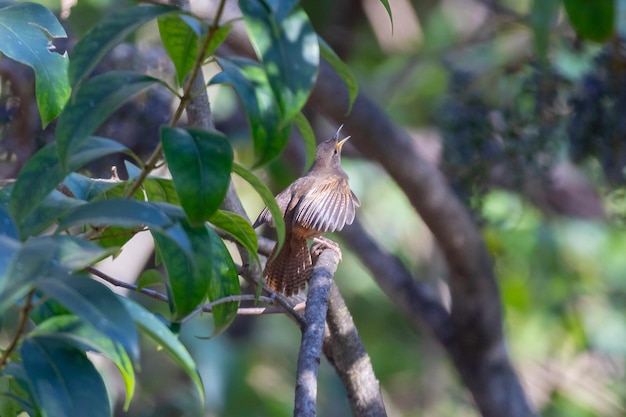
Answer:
[323,282,387,417]
[294,248,338,417]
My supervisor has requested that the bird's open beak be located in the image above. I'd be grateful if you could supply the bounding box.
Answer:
[337,136,351,151]
[333,124,344,140]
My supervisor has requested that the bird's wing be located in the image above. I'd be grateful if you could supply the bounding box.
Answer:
[252,185,296,229]
[293,175,359,233]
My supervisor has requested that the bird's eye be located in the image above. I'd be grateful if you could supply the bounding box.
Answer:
[333,149,338,155]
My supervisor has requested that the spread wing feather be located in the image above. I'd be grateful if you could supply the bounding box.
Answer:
[293,176,359,233]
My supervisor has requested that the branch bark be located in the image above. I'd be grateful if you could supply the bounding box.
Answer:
[294,249,338,417]
[323,282,387,417]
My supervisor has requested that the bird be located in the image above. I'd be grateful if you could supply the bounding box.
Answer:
[253,126,360,296]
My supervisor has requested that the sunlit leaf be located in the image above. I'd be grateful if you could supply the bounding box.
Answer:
[158,14,198,86]
[0,2,70,126]
[240,0,319,122]
[160,127,233,225]
[211,57,290,166]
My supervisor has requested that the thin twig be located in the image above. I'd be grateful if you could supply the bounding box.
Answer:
[0,290,35,371]
[85,265,303,317]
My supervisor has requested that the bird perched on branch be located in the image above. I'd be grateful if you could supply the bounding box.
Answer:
[253,126,360,296]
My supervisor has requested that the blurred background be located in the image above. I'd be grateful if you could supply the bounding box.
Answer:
[3,0,626,416]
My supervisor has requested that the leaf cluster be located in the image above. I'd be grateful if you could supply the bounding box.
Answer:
[0,1,361,416]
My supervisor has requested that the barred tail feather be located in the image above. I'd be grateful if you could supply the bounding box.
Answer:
[264,237,312,297]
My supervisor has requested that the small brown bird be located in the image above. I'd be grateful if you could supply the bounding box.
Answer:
[253,126,360,296]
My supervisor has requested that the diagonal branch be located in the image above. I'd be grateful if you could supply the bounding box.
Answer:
[294,248,338,417]
[323,282,387,417]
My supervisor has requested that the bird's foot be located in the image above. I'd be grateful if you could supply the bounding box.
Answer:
[311,236,342,263]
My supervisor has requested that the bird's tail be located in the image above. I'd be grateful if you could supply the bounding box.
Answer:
[264,237,312,297]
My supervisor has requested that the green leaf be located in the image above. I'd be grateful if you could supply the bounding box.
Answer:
[69,4,179,87]
[56,71,166,169]
[563,0,615,42]
[68,136,131,172]
[0,373,32,417]
[160,127,233,225]
[143,178,181,205]
[57,199,175,232]
[0,3,70,126]
[0,363,37,416]
[232,162,284,260]
[239,0,319,122]
[18,190,85,239]
[209,209,260,266]
[204,22,232,58]
[0,236,109,315]
[36,275,140,363]
[319,37,358,114]
[293,112,316,171]
[158,14,198,86]
[153,229,206,319]
[0,205,18,240]
[378,0,394,33]
[9,143,64,225]
[152,233,200,321]
[0,234,19,293]
[21,336,111,417]
[118,297,204,403]
[89,227,137,251]
[34,315,136,411]
[203,226,239,335]
[211,57,290,166]
[530,0,560,62]
[63,173,121,201]
[137,269,165,289]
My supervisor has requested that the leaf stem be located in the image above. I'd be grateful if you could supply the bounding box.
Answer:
[0,291,35,371]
